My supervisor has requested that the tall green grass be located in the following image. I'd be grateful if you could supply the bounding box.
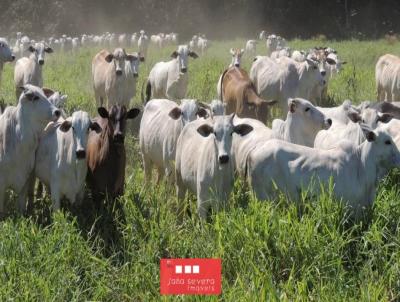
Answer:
[0,39,399,301]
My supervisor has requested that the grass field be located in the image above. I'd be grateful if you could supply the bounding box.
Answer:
[1,39,400,301]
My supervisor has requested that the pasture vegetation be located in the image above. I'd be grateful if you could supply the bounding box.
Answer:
[0,39,400,301]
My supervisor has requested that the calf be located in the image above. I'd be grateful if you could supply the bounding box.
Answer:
[139,99,207,184]
[175,114,253,219]
[248,127,400,217]
[144,45,198,102]
[0,85,60,216]
[219,67,277,124]
[34,111,101,210]
[272,98,331,147]
[87,105,140,203]
[0,38,15,89]
[14,42,53,99]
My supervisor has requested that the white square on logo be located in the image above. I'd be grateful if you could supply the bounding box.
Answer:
[184,265,191,273]
[175,265,182,274]
[193,265,200,274]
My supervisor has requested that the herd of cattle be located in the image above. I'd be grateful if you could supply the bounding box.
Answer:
[0,30,400,219]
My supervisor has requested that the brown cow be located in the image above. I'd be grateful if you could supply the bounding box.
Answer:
[86,105,140,206]
[220,67,277,124]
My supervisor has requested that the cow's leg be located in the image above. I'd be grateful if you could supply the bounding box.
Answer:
[142,155,153,185]
[377,84,384,102]
[50,182,61,211]
[156,167,164,184]
[26,174,36,214]
[197,188,211,220]
[17,174,35,215]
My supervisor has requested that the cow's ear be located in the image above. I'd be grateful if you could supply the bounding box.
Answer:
[42,87,55,98]
[361,124,376,142]
[168,107,182,119]
[139,56,145,62]
[264,99,278,106]
[98,107,109,118]
[89,121,102,133]
[126,54,138,61]
[288,99,297,113]
[233,124,253,136]
[347,111,361,123]
[59,120,72,132]
[27,45,35,52]
[378,113,393,123]
[127,108,140,119]
[230,48,235,55]
[45,47,53,53]
[189,51,198,59]
[105,54,114,63]
[197,124,214,137]
[197,107,208,118]
[170,51,179,58]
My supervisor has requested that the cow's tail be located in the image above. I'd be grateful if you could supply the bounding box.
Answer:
[141,78,152,104]
[219,68,229,103]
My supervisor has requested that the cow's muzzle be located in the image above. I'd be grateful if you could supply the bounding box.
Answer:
[219,155,229,164]
[114,133,125,144]
[181,68,187,73]
[38,59,44,65]
[116,70,123,76]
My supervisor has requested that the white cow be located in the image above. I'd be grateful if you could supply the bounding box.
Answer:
[0,85,60,215]
[144,45,198,102]
[14,42,53,99]
[197,37,208,55]
[130,33,137,47]
[175,114,253,218]
[259,30,267,40]
[266,34,278,56]
[272,98,332,147]
[138,30,149,58]
[34,111,101,210]
[270,47,291,59]
[92,48,141,107]
[245,40,257,56]
[229,48,244,68]
[376,54,400,102]
[316,100,360,125]
[291,50,307,62]
[0,38,15,88]
[232,116,273,177]
[189,35,199,52]
[314,108,392,149]
[247,126,400,217]
[139,99,208,184]
[250,56,324,112]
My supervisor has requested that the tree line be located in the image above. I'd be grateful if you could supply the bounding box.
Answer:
[0,0,398,40]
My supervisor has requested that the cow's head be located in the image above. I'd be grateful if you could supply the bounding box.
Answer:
[18,84,60,127]
[288,98,331,131]
[28,42,53,65]
[196,114,253,165]
[97,105,140,144]
[305,57,326,87]
[266,34,278,51]
[42,87,68,117]
[0,38,14,62]
[105,48,128,76]
[59,111,101,160]
[125,52,144,78]
[170,45,198,73]
[230,48,244,67]
[361,125,400,170]
[246,97,277,124]
[348,107,392,129]
[168,99,208,125]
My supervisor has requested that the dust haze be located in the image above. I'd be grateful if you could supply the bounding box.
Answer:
[0,0,399,39]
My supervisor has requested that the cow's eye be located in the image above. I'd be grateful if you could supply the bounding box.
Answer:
[385,140,391,145]
[305,107,310,112]
[33,96,39,101]
[362,119,365,123]
[313,66,317,70]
